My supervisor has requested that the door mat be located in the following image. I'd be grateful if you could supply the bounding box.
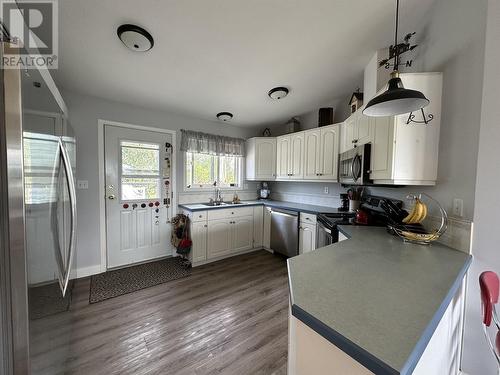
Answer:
[89,257,191,303]
[29,281,73,320]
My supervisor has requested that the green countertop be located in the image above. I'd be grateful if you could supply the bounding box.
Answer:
[287,225,471,375]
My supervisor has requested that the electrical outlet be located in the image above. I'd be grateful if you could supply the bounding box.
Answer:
[77,180,88,189]
[452,198,464,217]
[324,186,329,194]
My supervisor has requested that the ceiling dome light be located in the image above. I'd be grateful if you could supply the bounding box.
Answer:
[268,87,289,100]
[363,0,429,117]
[216,112,233,122]
[117,24,154,52]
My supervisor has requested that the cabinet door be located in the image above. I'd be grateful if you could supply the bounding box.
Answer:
[370,116,395,181]
[263,207,271,249]
[276,136,290,179]
[255,138,276,180]
[207,219,232,259]
[299,223,316,254]
[191,221,208,263]
[319,126,339,181]
[304,130,321,180]
[356,112,372,145]
[232,215,254,253]
[253,206,263,248]
[344,114,356,149]
[289,133,305,179]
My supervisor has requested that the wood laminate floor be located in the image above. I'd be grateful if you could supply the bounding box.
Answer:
[30,250,289,375]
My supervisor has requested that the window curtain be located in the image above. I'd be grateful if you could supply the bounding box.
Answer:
[180,129,245,157]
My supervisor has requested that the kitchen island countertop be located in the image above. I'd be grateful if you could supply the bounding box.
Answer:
[287,225,471,375]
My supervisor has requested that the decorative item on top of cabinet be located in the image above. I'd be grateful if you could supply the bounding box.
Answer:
[318,107,334,127]
[246,137,276,181]
[349,90,364,114]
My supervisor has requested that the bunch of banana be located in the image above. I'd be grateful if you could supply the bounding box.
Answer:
[402,198,428,224]
[400,229,439,242]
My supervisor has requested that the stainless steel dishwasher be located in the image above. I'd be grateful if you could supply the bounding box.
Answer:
[270,208,299,257]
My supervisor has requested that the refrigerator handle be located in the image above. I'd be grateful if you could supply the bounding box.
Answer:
[59,138,77,297]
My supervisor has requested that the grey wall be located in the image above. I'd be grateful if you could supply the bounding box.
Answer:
[270,0,487,222]
[462,0,500,373]
[64,90,256,272]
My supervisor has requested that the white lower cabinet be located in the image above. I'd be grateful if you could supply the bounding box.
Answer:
[299,223,316,254]
[207,219,232,259]
[191,221,208,263]
[263,206,272,250]
[232,215,254,253]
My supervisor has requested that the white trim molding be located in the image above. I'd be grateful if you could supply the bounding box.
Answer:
[97,119,177,273]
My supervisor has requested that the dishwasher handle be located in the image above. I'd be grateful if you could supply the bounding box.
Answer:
[270,208,298,217]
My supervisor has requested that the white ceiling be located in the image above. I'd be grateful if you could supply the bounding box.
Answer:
[55,0,435,127]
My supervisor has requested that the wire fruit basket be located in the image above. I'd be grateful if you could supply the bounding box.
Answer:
[391,193,448,245]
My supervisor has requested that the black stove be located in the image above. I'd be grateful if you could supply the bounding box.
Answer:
[316,195,406,247]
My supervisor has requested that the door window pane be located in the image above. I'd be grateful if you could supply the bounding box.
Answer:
[121,178,160,200]
[121,141,159,176]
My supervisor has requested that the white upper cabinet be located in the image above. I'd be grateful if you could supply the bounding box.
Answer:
[341,110,373,152]
[369,72,443,185]
[319,125,339,180]
[290,133,305,179]
[304,129,321,180]
[245,137,276,181]
[276,135,290,179]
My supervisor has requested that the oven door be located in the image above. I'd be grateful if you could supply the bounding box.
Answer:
[316,221,336,248]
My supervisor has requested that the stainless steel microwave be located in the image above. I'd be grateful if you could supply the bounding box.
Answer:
[339,144,372,185]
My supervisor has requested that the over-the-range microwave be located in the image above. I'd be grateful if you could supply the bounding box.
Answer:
[338,143,372,185]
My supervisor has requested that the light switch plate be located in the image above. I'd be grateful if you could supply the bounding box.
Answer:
[77,180,89,189]
[452,198,464,217]
[324,186,329,194]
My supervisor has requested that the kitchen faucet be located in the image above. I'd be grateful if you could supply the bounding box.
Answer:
[215,187,223,204]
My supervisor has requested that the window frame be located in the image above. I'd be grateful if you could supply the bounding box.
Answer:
[183,151,243,191]
[119,140,162,202]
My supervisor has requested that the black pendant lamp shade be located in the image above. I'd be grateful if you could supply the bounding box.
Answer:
[363,73,429,117]
[363,0,429,117]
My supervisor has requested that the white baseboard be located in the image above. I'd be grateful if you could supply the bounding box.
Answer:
[74,265,102,279]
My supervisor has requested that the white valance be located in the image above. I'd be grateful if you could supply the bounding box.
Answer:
[180,129,245,157]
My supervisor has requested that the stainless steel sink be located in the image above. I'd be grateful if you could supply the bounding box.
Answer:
[201,201,246,207]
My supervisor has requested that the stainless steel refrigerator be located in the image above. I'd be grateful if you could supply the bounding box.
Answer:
[0,43,77,374]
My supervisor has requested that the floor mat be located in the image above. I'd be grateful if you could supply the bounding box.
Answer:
[89,257,191,303]
[29,282,72,320]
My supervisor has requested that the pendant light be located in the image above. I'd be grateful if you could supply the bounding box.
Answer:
[363,0,429,117]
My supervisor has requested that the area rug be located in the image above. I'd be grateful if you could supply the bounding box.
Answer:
[29,282,73,320]
[89,257,191,303]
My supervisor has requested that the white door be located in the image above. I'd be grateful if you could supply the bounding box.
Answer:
[105,125,175,269]
[357,112,372,145]
[255,138,276,180]
[304,130,321,180]
[263,207,272,249]
[289,133,305,179]
[299,223,316,254]
[191,221,208,263]
[319,126,339,180]
[232,215,254,253]
[207,219,232,259]
[253,206,263,248]
[345,115,356,149]
[276,136,290,179]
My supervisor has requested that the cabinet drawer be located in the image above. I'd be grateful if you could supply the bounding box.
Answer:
[300,212,317,224]
[208,206,254,220]
[190,211,207,222]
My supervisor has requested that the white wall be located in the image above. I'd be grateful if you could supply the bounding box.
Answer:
[462,0,500,373]
[64,90,257,273]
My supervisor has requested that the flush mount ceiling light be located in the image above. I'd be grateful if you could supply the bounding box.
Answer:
[216,112,233,122]
[268,87,289,100]
[117,24,154,52]
[363,0,429,117]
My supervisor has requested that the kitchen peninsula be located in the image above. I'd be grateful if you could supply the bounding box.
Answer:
[287,226,471,375]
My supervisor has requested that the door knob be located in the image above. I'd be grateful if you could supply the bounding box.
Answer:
[108,194,116,200]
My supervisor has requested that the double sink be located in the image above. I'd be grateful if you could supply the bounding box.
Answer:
[201,201,248,207]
